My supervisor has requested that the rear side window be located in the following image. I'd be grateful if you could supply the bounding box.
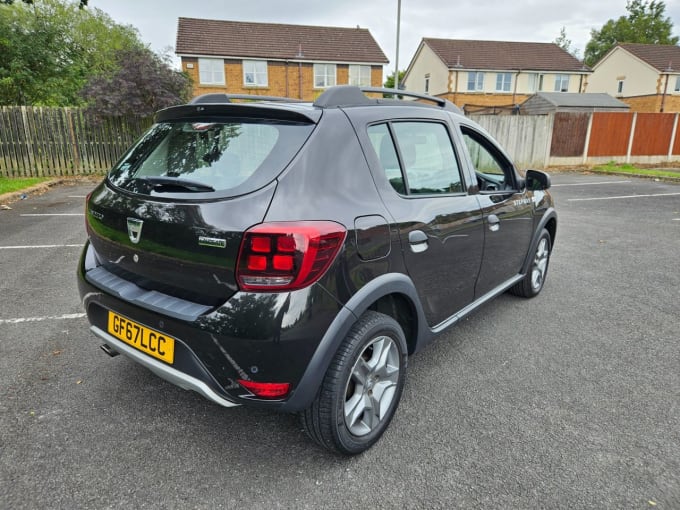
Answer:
[368,121,463,195]
[108,121,314,196]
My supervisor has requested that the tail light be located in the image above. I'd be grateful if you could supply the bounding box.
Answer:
[238,379,291,399]
[236,221,346,291]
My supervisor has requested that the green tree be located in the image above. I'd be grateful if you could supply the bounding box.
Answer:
[384,70,406,90]
[554,26,581,59]
[1,0,87,7]
[0,0,142,105]
[584,0,678,66]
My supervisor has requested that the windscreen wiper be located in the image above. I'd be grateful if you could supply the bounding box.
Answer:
[135,176,215,193]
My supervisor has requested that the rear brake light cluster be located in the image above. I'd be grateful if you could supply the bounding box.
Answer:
[236,221,346,291]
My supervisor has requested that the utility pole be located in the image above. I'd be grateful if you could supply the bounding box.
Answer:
[394,0,401,91]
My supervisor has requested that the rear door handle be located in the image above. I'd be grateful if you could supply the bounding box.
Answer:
[488,214,500,232]
[408,230,428,253]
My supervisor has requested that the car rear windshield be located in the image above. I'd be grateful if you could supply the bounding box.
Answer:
[108,120,314,197]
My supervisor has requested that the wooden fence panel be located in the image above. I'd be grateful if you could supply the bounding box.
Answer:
[0,106,151,177]
[550,112,589,157]
[588,112,634,157]
[469,114,552,169]
[631,113,675,156]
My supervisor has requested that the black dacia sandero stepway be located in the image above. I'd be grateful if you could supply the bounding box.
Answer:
[78,86,557,455]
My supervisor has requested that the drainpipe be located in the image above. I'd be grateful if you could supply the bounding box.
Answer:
[285,60,289,98]
[661,72,671,113]
[512,70,521,104]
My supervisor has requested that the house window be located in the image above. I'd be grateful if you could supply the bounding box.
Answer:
[425,75,430,93]
[528,73,546,93]
[349,65,371,86]
[467,72,484,91]
[617,80,625,94]
[198,58,225,86]
[314,64,336,88]
[674,76,680,92]
[495,73,512,92]
[243,60,268,87]
[554,74,570,92]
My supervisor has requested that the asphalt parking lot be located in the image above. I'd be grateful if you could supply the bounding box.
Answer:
[1,174,679,509]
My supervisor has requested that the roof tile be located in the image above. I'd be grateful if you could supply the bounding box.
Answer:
[618,43,680,72]
[423,38,589,72]
[176,18,388,64]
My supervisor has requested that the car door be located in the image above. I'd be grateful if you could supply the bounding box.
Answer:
[364,120,484,327]
[457,124,534,297]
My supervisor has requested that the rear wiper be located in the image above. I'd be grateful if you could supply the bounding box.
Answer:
[135,176,215,193]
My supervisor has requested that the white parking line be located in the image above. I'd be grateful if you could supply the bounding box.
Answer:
[20,213,84,217]
[0,244,82,249]
[552,180,631,187]
[568,192,680,202]
[68,196,87,198]
[0,313,86,325]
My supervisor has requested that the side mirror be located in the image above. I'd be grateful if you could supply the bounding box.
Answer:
[525,169,551,191]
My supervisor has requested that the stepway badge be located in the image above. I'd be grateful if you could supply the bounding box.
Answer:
[198,236,226,248]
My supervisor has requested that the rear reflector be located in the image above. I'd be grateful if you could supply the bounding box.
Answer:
[236,221,346,291]
[238,379,291,399]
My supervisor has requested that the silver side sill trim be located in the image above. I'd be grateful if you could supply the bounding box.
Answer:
[90,326,240,408]
[432,274,524,334]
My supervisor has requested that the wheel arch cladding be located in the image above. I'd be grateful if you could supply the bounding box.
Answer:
[369,292,418,355]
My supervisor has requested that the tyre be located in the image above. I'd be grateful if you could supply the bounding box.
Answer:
[510,228,552,298]
[301,311,407,455]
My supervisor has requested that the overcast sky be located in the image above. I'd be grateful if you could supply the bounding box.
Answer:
[94,0,680,72]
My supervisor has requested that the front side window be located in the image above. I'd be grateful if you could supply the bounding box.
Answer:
[349,65,371,86]
[368,122,463,195]
[108,120,314,196]
[467,72,484,91]
[554,74,570,92]
[461,126,515,191]
[243,60,268,86]
[314,64,336,88]
[198,58,225,85]
[495,73,512,92]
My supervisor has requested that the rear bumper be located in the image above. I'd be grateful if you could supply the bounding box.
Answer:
[90,326,239,408]
[78,241,347,411]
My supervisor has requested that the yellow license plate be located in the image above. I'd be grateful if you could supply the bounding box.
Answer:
[107,311,175,364]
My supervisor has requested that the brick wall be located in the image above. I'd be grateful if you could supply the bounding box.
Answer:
[182,58,383,100]
[439,92,532,109]
[619,94,680,113]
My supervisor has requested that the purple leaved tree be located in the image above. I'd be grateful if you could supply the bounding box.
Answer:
[81,47,191,118]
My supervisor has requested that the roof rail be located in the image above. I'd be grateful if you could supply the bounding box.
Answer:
[313,85,462,114]
[189,93,305,105]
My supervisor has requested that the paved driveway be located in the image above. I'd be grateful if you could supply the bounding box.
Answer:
[1,175,678,509]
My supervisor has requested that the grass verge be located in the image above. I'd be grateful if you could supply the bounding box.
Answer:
[0,176,53,195]
[591,162,680,179]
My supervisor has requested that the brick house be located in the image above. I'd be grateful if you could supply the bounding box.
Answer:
[402,38,590,112]
[175,18,388,100]
[587,43,680,112]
